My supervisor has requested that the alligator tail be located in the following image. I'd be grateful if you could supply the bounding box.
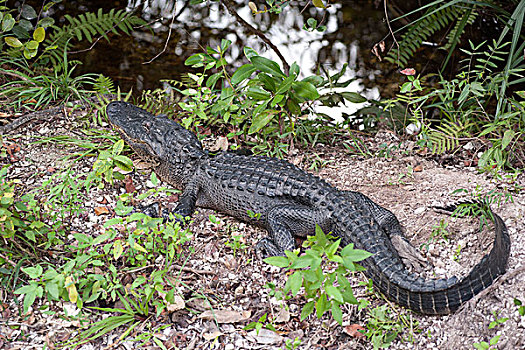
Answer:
[332,195,510,315]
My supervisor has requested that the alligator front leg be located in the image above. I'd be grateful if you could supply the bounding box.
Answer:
[136,180,200,222]
[257,205,327,257]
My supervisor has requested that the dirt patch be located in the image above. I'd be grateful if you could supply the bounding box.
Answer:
[1,111,524,349]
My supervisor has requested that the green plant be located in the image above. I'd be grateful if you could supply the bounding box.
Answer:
[264,226,372,325]
[176,40,323,152]
[515,298,525,317]
[365,305,419,349]
[385,28,525,172]
[473,335,501,350]
[430,219,451,242]
[285,337,301,350]
[307,153,333,171]
[473,310,509,350]
[386,1,478,69]
[89,139,134,186]
[244,312,277,335]
[224,231,248,257]
[387,165,414,186]
[0,1,55,59]
[0,46,99,109]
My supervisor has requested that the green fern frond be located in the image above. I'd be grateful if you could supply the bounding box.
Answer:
[42,9,146,69]
[94,74,115,94]
[386,4,473,67]
[442,8,478,52]
[428,121,471,154]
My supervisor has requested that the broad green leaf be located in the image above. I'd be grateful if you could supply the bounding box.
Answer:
[249,111,276,134]
[287,271,303,296]
[315,293,329,318]
[251,56,285,78]
[114,155,133,171]
[206,72,222,88]
[43,268,59,280]
[93,232,111,245]
[331,303,343,325]
[275,75,295,95]
[300,301,315,320]
[246,86,271,100]
[150,171,158,185]
[292,81,319,100]
[113,240,124,259]
[325,285,344,303]
[38,17,55,28]
[257,73,277,92]
[219,39,232,53]
[4,36,23,48]
[341,244,373,261]
[33,27,45,42]
[25,40,39,50]
[286,100,301,115]
[342,288,358,304]
[341,92,367,103]
[46,282,60,300]
[14,283,38,295]
[264,256,290,267]
[289,254,314,269]
[290,62,300,77]
[23,286,42,314]
[243,46,259,59]
[231,64,256,85]
[501,129,515,150]
[112,139,124,155]
[1,14,15,32]
[22,265,43,279]
[184,53,205,66]
[302,75,323,86]
[312,0,325,8]
[18,19,33,32]
[21,4,37,20]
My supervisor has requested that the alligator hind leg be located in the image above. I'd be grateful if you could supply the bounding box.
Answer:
[346,191,427,271]
[256,205,327,257]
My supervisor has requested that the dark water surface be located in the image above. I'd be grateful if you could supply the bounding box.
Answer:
[14,0,390,102]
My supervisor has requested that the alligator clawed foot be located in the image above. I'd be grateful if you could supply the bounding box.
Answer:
[391,235,428,272]
[134,202,187,225]
[136,202,162,218]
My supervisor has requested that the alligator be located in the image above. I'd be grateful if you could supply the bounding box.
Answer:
[106,101,511,315]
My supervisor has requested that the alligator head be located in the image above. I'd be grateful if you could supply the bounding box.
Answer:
[106,101,205,188]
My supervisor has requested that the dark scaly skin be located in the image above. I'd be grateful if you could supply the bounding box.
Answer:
[106,101,511,315]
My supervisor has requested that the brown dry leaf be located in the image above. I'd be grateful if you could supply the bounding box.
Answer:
[0,112,9,118]
[198,309,251,323]
[202,329,223,341]
[344,324,365,339]
[124,175,136,193]
[94,206,110,215]
[209,136,229,152]
[166,294,185,312]
[273,307,290,323]
[414,164,423,172]
[247,329,283,344]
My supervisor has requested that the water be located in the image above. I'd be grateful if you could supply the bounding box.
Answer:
[60,0,388,103]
